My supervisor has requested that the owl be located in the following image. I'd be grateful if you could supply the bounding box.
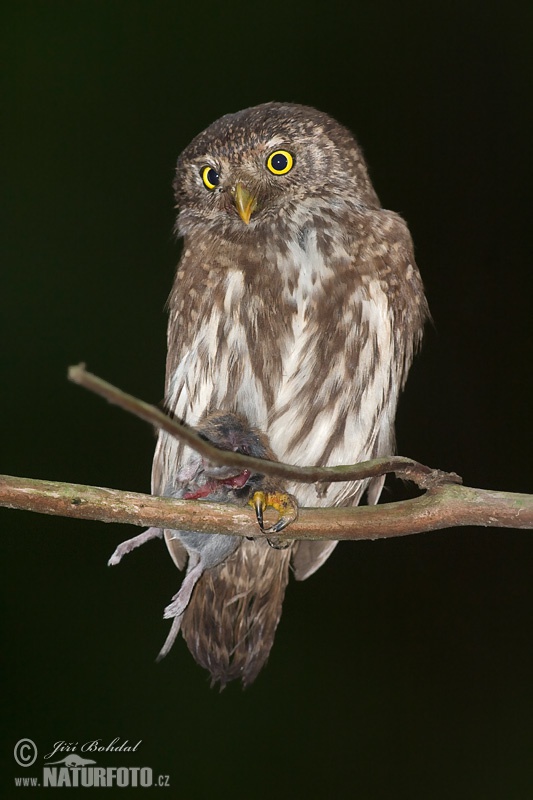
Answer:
[152,102,428,685]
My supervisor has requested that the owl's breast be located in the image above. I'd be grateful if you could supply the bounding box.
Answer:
[164,223,400,508]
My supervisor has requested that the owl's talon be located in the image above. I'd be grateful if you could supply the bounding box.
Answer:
[266,535,291,550]
[250,490,298,537]
[253,491,265,530]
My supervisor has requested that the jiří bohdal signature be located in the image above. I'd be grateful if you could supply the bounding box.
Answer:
[44,738,142,761]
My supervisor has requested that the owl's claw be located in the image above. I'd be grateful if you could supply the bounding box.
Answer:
[250,490,298,547]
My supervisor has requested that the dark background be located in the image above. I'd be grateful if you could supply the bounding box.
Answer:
[2,2,532,797]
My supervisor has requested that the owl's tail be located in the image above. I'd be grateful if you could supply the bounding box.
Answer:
[180,538,291,688]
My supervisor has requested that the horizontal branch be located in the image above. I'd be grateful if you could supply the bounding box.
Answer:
[68,365,460,490]
[1,474,531,540]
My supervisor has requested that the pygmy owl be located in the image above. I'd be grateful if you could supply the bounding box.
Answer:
[149,101,428,685]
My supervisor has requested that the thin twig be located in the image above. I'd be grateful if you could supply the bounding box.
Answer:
[67,364,461,490]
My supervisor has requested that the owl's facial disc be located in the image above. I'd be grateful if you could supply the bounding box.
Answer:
[232,183,258,225]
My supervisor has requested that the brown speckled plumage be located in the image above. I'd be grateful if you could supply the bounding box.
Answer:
[180,536,291,688]
[152,102,428,686]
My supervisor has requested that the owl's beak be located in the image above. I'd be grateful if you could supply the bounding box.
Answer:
[232,183,258,225]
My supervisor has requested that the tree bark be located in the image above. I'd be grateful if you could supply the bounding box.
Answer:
[1,474,531,540]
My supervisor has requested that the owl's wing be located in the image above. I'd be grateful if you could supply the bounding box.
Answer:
[291,211,428,580]
[154,432,189,567]
[149,430,188,570]
[291,540,338,581]
[164,532,188,571]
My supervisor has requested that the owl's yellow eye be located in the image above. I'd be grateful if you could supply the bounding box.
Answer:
[201,165,220,190]
[266,150,294,175]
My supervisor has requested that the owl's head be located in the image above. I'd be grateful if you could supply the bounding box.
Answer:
[173,102,379,238]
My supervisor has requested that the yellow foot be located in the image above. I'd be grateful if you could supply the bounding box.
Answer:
[249,490,298,547]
